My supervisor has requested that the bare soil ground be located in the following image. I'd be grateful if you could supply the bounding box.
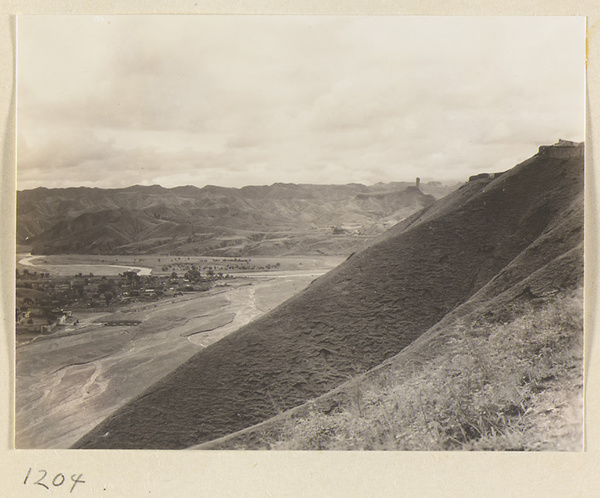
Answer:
[15,264,334,448]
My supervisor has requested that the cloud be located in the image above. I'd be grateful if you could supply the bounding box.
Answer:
[17,16,585,190]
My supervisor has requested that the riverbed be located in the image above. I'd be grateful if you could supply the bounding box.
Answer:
[14,260,339,449]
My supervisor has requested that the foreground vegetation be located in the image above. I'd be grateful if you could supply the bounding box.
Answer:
[251,290,583,451]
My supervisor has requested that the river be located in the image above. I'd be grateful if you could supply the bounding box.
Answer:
[18,254,153,276]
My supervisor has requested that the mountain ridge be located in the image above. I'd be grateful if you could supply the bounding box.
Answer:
[73,143,583,449]
[18,181,449,256]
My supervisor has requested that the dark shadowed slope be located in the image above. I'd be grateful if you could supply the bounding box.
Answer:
[74,145,583,449]
[203,195,584,450]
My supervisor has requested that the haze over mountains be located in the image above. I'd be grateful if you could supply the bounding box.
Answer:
[74,142,584,449]
[17,181,452,257]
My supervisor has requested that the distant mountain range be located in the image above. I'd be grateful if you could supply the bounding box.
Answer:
[17,181,454,256]
[73,142,584,449]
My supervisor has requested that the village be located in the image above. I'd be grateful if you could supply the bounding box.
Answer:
[15,257,281,336]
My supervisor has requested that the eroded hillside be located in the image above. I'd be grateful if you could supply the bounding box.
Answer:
[18,181,448,257]
[74,143,584,449]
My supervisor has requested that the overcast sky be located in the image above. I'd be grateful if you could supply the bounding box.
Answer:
[17,16,585,190]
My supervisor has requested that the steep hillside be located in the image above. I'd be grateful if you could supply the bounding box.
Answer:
[202,288,583,451]
[74,143,583,449]
[18,181,447,257]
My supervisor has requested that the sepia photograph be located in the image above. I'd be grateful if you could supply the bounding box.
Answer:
[14,15,585,452]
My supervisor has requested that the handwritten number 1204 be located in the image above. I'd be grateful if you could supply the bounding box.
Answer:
[24,468,85,493]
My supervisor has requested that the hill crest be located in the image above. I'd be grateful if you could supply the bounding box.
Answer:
[73,144,584,449]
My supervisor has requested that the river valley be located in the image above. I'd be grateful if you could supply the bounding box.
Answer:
[15,254,342,448]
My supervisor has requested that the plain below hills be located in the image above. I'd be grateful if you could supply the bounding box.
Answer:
[74,142,584,450]
[17,181,452,257]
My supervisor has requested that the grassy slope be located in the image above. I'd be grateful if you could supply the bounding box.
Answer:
[74,151,583,449]
[197,239,583,450]
[214,290,583,451]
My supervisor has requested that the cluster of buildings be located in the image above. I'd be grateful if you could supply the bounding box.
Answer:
[15,266,231,336]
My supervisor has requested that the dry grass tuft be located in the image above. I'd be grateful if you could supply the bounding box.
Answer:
[268,289,583,451]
